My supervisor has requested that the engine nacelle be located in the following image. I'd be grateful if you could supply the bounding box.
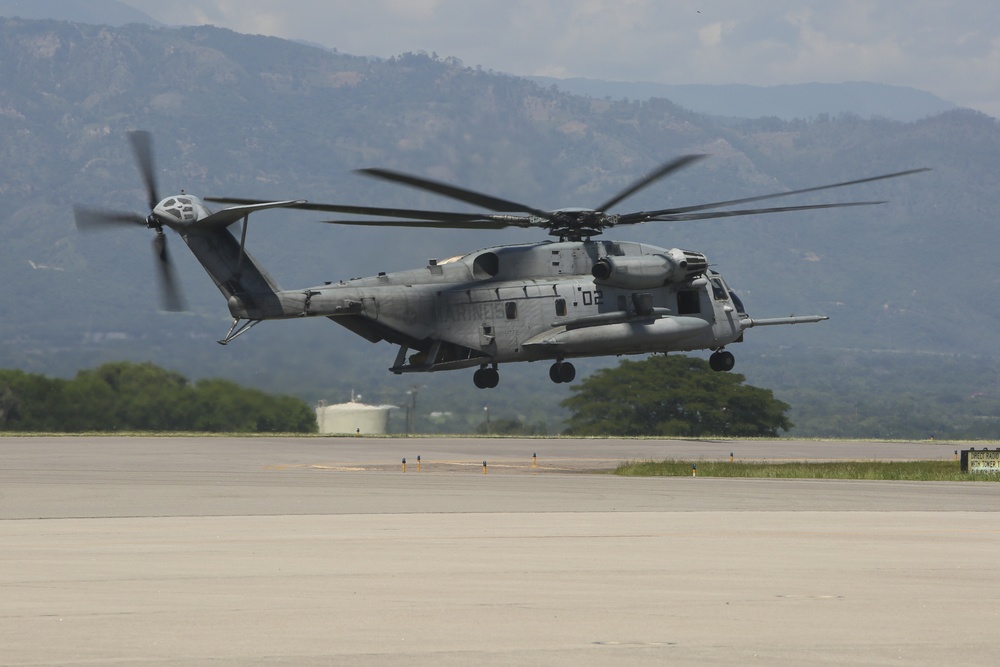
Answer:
[592,248,707,289]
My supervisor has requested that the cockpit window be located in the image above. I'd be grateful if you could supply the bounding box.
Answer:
[729,290,747,314]
[711,278,729,301]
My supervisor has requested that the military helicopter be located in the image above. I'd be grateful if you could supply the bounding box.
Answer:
[75,132,926,388]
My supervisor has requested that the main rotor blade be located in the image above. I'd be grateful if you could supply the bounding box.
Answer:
[595,154,707,212]
[357,168,554,219]
[128,130,160,210]
[320,218,518,230]
[642,200,886,223]
[620,167,929,224]
[152,235,186,312]
[73,205,146,231]
[205,197,494,223]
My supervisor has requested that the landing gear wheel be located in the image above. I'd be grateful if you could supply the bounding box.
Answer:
[560,362,576,383]
[473,367,499,389]
[709,350,736,372]
[549,363,560,383]
[549,361,576,384]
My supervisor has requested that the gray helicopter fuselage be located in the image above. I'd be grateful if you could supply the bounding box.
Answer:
[244,239,746,374]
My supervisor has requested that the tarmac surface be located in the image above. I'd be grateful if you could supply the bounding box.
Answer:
[2,436,999,665]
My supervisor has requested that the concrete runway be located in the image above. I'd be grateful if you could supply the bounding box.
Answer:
[2,436,999,665]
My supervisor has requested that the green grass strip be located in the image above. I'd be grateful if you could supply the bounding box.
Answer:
[614,459,999,482]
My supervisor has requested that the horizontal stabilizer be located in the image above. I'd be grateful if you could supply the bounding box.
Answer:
[190,200,308,230]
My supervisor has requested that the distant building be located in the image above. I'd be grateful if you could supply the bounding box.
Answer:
[315,392,396,435]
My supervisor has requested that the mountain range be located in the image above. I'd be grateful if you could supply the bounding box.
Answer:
[529,78,958,123]
[1,0,963,123]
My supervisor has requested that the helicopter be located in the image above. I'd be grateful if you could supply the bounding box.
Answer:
[75,131,927,389]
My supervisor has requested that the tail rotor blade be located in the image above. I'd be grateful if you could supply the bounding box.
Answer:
[76,131,187,313]
[129,130,160,210]
[152,234,186,312]
[74,205,146,231]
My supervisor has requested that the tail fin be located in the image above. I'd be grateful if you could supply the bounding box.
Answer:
[178,200,305,320]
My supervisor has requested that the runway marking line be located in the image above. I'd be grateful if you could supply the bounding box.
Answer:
[263,460,587,473]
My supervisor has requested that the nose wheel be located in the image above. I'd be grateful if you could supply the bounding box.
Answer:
[473,366,500,389]
[549,360,576,384]
[709,350,736,372]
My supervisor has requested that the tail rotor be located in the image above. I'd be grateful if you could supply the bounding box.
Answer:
[73,131,186,311]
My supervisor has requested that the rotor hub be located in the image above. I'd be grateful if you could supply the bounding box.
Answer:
[548,210,616,241]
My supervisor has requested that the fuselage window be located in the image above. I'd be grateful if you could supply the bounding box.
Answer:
[677,290,701,315]
[505,301,518,320]
[555,298,567,317]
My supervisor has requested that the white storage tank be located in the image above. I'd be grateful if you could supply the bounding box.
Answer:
[315,392,396,435]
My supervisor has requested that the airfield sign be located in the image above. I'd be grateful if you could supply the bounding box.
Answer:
[960,449,1000,474]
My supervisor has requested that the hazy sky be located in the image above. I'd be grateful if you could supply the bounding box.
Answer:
[121,1,1000,117]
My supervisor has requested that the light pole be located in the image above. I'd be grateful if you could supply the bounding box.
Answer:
[405,385,421,435]
[484,405,490,435]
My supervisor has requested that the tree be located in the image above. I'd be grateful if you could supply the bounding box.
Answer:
[561,355,792,437]
[0,383,22,425]
[0,362,316,433]
[0,369,64,431]
[191,378,317,432]
[73,362,192,430]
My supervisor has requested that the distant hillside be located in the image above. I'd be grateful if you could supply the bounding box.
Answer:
[2,17,1000,435]
[529,78,959,122]
[0,0,158,25]
[1,1,960,125]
